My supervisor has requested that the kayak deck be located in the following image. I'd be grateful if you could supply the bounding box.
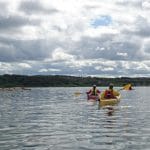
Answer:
[99,94,121,106]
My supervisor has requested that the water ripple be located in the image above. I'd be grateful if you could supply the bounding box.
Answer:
[0,87,150,150]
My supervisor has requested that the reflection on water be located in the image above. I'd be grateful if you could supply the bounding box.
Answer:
[0,87,150,150]
[103,106,116,116]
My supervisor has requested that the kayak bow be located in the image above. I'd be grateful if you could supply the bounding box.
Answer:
[99,94,121,106]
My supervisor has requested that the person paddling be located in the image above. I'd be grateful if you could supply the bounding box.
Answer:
[101,83,119,99]
[86,85,101,96]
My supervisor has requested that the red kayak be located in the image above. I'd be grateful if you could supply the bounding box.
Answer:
[87,94,99,101]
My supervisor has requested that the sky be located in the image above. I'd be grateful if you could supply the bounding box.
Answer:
[0,0,150,77]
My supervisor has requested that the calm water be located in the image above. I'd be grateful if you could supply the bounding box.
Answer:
[0,87,150,150]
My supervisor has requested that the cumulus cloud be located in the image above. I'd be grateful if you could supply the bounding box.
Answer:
[0,0,150,77]
[19,0,58,15]
[0,15,40,30]
[18,63,31,68]
[52,48,75,61]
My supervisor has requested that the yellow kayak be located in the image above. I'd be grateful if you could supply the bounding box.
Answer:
[99,94,121,106]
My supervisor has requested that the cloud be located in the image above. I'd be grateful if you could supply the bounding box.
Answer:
[52,48,75,61]
[39,68,61,73]
[117,52,128,57]
[142,0,150,9]
[19,0,58,15]
[0,15,40,30]
[18,63,31,68]
[0,0,150,77]
[122,16,150,38]
[116,0,142,8]
[0,38,51,62]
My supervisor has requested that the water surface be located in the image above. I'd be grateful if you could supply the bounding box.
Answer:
[0,87,150,150]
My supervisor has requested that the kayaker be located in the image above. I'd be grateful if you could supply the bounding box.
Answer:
[86,85,101,96]
[101,83,119,99]
[129,85,133,90]
[122,83,133,90]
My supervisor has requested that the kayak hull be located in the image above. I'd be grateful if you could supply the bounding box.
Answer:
[99,94,121,106]
[87,94,99,101]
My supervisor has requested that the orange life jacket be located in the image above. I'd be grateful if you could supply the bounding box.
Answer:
[104,90,115,99]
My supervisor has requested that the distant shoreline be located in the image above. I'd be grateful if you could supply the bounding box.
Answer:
[0,74,150,88]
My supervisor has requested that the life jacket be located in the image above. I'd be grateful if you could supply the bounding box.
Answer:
[104,90,115,99]
[91,88,99,95]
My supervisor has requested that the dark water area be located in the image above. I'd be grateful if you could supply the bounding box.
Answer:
[0,87,150,150]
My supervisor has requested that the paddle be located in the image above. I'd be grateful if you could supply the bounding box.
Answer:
[74,92,83,96]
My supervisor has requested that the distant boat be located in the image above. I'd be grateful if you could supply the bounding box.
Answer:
[21,87,31,90]
[122,84,133,90]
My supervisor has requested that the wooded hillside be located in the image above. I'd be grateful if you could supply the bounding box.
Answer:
[0,74,150,87]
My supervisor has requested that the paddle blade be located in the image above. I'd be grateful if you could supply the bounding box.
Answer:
[74,92,82,96]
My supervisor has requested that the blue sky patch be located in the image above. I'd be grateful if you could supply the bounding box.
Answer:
[91,15,112,28]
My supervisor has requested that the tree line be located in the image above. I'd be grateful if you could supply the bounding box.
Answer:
[0,74,150,88]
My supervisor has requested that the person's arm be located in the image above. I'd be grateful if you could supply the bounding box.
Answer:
[97,89,101,94]
[113,90,119,96]
[86,89,91,94]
